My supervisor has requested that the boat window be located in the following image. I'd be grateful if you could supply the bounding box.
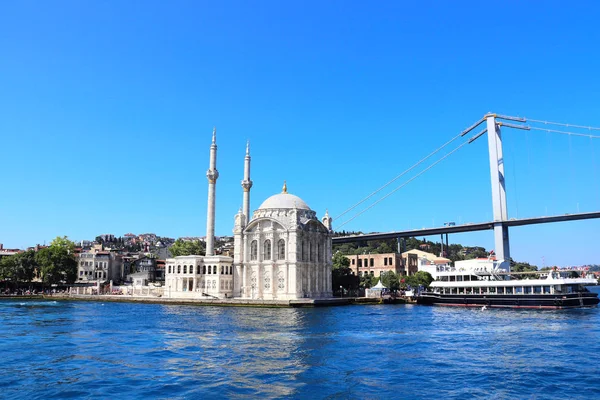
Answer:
[458,287,464,294]
[457,276,463,281]
[465,275,471,281]
[465,288,472,294]
[481,287,488,294]
[515,287,523,294]
[534,286,542,294]
[489,287,496,294]
[543,286,551,294]
[524,286,532,294]
[505,287,513,294]
[497,287,504,294]
[567,285,574,294]
[450,276,456,282]
[451,288,458,294]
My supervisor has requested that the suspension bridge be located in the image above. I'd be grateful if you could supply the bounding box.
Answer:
[332,113,600,269]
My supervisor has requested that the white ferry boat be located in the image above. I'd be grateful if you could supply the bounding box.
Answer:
[417,258,599,309]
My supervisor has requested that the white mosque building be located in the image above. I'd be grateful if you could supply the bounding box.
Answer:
[165,129,333,300]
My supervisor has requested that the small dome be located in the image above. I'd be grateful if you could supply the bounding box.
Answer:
[258,193,311,210]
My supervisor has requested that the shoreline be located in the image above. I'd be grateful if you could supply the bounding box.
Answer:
[0,294,408,308]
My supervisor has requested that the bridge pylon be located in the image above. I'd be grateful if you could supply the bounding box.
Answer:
[486,114,510,270]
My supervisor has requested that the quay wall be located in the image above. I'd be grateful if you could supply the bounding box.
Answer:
[0,294,395,307]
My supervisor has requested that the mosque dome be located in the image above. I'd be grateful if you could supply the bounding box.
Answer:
[257,181,311,210]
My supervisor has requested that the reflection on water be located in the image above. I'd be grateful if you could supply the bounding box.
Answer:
[1,299,600,399]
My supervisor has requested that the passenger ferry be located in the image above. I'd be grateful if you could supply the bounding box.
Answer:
[417,258,599,309]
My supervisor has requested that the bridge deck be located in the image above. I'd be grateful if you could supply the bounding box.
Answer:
[332,211,600,243]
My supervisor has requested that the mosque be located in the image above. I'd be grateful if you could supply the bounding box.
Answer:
[164,129,333,300]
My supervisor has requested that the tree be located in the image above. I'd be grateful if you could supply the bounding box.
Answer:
[35,237,78,285]
[14,250,37,284]
[169,239,205,257]
[51,236,76,253]
[332,251,358,292]
[404,271,434,288]
[0,255,18,285]
[380,271,401,290]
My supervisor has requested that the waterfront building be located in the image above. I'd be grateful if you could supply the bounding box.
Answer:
[125,256,157,286]
[164,129,333,300]
[77,250,122,283]
[345,253,405,277]
[0,243,21,261]
[401,249,450,275]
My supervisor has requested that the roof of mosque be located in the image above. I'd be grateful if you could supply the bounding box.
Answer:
[257,192,311,210]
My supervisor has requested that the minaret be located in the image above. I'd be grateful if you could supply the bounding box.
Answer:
[322,209,333,232]
[205,127,219,256]
[241,141,253,225]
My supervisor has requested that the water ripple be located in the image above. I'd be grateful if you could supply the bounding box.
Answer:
[1,299,600,399]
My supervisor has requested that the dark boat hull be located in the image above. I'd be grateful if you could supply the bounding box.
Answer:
[417,292,600,309]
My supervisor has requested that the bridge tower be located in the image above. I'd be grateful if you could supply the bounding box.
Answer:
[486,114,510,270]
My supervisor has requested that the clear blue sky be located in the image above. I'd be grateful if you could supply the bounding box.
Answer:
[1,0,599,266]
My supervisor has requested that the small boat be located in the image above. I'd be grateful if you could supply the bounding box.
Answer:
[417,258,599,309]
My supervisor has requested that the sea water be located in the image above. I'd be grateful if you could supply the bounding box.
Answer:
[1,294,599,399]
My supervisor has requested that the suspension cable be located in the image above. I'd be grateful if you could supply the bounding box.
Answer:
[526,118,600,131]
[337,140,470,229]
[529,126,600,139]
[334,130,469,221]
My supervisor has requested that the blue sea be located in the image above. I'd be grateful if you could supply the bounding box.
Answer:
[1,293,600,399]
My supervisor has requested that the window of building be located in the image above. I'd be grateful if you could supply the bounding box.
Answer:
[370,271,374,276]
[183,265,187,274]
[358,259,362,268]
[264,240,272,260]
[203,265,206,274]
[370,258,374,267]
[309,242,314,262]
[251,240,258,260]
[80,271,83,276]
[389,257,393,265]
[168,265,171,274]
[352,259,355,265]
[384,258,388,266]
[278,239,285,260]
[177,265,181,274]
[220,265,224,274]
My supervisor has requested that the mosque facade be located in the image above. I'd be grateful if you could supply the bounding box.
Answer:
[164,129,333,300]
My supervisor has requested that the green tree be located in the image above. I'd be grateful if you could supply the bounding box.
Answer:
[169,239,205,257]
[14,250,37,284]
[35,237,78,285]
[0,255,18,284]
[332,251,358,293]
[404,271,434,288]
[380,271,400,290]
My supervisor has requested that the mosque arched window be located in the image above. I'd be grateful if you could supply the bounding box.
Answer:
[250,240,258,260]
[309,242,314,262]
[177,265,181,274]
[278,239,286,260]
[264,240,272,260]
[203,265,206,274]
[220,265,224,274]
[183,265,187,274]
[168,265,171,274]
